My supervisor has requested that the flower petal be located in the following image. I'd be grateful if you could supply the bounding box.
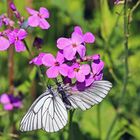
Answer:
[46,66,59,78]
[17,29,27,40]
[92,60,104,75]
[30,53,46,66]
[71,32,83,44]
[39,19,50,29]
[63,46,76,60]
[57,37,71,49]
[76,72,85,82]
[42,53,56,67]
[0,37,10,51]
[15,40,26,52]
[26,7,38,15]
[74,26,83,36]
[95,72,103,81]
[56,51,64,64]
[77,44,86,58]
[13,101,22,108]
[80,64,91,75]
[59,64,68,76]
[7,31,17,44]
[92,54,100,60]
[28,15,40,27]
[83,32,95,43]
[0,93,10,104]
[67,67,75,78]
[4,103,13,111]
[39,7,49,18]
[85,74,95,87]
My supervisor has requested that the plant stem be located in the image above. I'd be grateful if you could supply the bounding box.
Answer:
[105,0,129,139]
[128,0,140,23]
[7,0,14,94]
[105,114,118,140]
[24,40,47,89]
[68,110,75,140]
[97,105,102,140]
[121,0,129,101]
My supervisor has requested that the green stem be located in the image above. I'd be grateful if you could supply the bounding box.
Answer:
[105,114,118,140]
[104,8,123,85]
[97,105,102,140]
[24,40,46,89]
[128,0,140,23]
[105,0,129,139]
[121,0,129,101]
[68,110,75,140]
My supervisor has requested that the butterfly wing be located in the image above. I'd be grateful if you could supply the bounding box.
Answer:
[42,94,68,132]
[20,91,52,131]
[65,80,112,110]
[20,89,68,132]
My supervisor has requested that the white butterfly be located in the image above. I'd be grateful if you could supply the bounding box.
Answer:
[20,80,112,132]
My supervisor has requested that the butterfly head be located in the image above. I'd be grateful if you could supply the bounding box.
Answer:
[47,85,52,90]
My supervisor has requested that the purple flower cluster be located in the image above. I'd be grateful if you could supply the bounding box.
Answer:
[0,93,22,111]
[30,26,104,88]
[0,2,50,52]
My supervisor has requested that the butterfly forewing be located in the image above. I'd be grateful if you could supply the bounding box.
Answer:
[64,80,112,110]
[20,91,50,131]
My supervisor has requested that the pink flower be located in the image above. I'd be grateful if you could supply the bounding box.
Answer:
[0,93,22,111]
[26,7,50,29]
[68,63,90,82]
[85,54,104,86]
[8,29,27,52]
[74,26,95,43]
[42,51,69,78]
[0,36,10,51]
[57,32,86,60]
[29,53,46,66]
[0,14,14,27]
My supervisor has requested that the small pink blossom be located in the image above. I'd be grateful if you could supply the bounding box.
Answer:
[42,51,69,78]
[74,26,95,43]
[0,14,14,27]
[0,36,10,51]
[26,7,50,29]
[29,53,46,66]
[0,93,22,111]
[57,32,86,60]
[68,63,90,82]
[8,29,27,52]
[85,54,104,86]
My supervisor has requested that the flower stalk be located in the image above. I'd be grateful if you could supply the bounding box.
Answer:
[105,0,129,139]
[7,0,14,94]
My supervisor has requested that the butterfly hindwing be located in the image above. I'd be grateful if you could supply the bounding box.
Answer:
[42,95,68,132]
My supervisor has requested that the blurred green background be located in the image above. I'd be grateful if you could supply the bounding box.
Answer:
[0,0,140,140]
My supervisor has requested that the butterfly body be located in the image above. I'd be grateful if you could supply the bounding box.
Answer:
[56,83,72,108]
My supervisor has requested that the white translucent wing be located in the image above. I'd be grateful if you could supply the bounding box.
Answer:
[20,91,51,131]
[42,95,68,132]
[20,89,68,132]
[66,80,112,111]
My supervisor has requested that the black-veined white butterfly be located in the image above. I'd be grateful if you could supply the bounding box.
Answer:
[20,80,112,132]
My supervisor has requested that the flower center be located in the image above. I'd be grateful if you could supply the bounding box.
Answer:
[15,36,19,41]
[72,43,77,48]
[74,68,79,72]
[38,13,43,18]
[54,62,60,66]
